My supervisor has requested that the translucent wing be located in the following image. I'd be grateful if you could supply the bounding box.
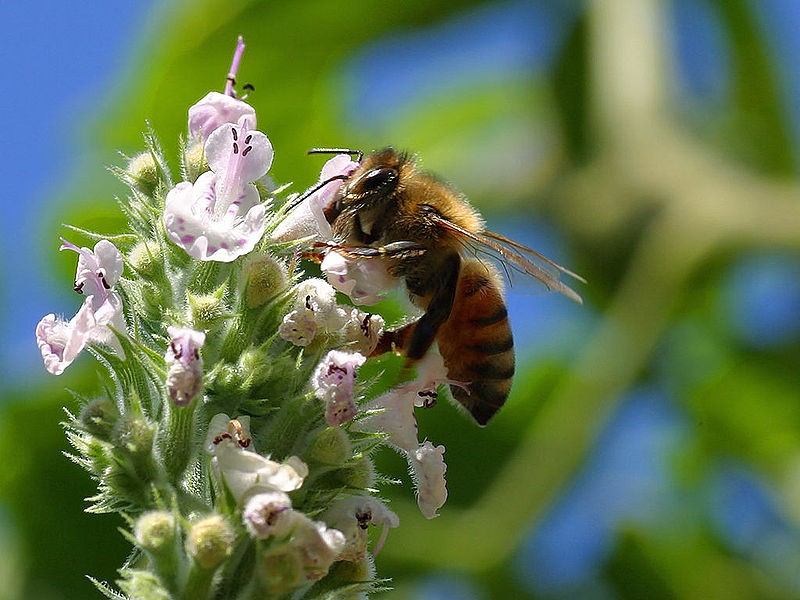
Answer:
[428,213,585,304]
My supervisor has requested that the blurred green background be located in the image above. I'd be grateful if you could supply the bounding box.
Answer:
[5,0,800,598]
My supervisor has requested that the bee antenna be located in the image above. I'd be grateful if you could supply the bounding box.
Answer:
[307,147,364,163]
[284,174,350,212]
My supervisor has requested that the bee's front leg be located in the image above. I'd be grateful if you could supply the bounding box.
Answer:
[371,253,460,362]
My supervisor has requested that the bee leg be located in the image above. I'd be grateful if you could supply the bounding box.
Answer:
[370,253,460,362]
[405,253,460,360]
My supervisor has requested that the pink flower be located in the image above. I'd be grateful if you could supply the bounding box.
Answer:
[242,490,293,539]
[187,37,255,140]
[164,119,273,262]
[36,240,125,375]
[164,326,206,406]
[272,154,359,242]
[188,93,256,142]
[312,350,366,426]
[320,250,395,306]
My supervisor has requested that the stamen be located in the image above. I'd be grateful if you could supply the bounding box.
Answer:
[242,145,251,157]
[74,282,85,294]
[233,142,239,155]
[360,313,372,335]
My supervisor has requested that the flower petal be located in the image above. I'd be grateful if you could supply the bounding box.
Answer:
[321,250,395,306]
[188,91,257,141]
[409,441,448,519]
[205,120,273,184]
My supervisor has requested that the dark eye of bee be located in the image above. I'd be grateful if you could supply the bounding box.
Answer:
[359,167,397,194]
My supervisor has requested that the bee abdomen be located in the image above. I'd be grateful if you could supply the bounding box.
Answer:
[438,260,515,426]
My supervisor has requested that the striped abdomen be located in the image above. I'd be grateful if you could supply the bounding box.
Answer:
[437,259,515,425]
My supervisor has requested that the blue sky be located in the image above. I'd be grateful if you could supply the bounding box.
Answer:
[1,1,155,381]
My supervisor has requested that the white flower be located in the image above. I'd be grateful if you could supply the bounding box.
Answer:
[278,308,318,346]
[205,413,308,501]
[409,441,448,519]
[164,326,206,406]
[188,92,257,142]
[356,351,453,518]
[278,278,349,347]
[68,239,124,297]
[323,495,399,561]
[242,490,293,539]
[290,512,346,581]
[272,154,359,243]
[312,350,366,426]
[36,240,126,375]
[294,278,339,320]
[358,384,419,452]
[341,308,385,355]
[164,119,272,262]
[321,250,396,306]
[36,294,125,375]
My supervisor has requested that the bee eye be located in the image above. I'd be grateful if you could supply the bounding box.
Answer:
[359,167,397,193]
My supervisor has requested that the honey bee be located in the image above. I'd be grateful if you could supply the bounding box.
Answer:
[299,147,584,425]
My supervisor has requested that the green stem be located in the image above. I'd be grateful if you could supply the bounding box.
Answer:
[182,563,216,600]
[160,401,198,482]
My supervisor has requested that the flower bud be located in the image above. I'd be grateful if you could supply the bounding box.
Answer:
[137,282,169,321]
[128,240,164,280]
[335,456,376,489]
[183,141,208,183]
[306,426,353,466]
[258,549,304,594]
[78,397,119,440]
[135,511,177,554]
[186,514,234,570]
[327,556,375,588]
[112,412,155,459]
[126,151,159,197]
[238,348,270,383]
[242,491,293,539]
[242,254,287,309]
[188,292,227,331]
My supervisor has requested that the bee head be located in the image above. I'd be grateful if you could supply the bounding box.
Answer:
[340,147,407,207]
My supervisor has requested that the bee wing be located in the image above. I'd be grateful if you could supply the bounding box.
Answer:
[428,214,585,304]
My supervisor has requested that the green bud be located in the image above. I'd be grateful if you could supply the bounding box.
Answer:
[135,511,177,554]
[306,427,353,466]
[126,151,159,196]
[78,397,119,440]
[188,292,227,331]
[336,456,376,489]
[242,254,287,309]
[107,413,158,499]
[138,282,170,321]
[184,141,207,183]
[128,240,164,280]
[327,556,374,586]
[112,413,155,459]
[186,515,234,570]
[258,549,304,595]
[240,348,272,388]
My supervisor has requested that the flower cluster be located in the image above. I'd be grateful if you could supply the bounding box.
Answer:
[37,36,456,599]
